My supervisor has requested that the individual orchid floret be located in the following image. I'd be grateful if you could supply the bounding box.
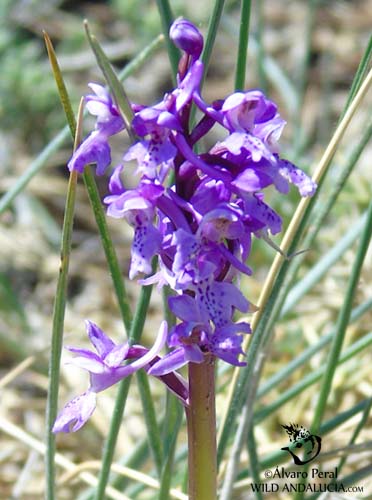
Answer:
[221,90,278,133]
[170,17,204,60]
[104,167,164,279]
[68,84,124,175]
[85,83,124,135]
[53,320,172,432]
[149,293,250,376]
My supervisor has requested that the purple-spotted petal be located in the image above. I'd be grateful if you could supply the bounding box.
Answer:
[129,223,162,279]
[279,159,317,196]
[52,390,97,433]
[244,195,282,235]
[196,280,249,327]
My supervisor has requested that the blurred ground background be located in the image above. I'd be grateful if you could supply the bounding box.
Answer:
[0,0,371,498]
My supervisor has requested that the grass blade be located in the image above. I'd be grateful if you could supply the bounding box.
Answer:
[0,36,163,216]
[258,297,372,398]
[201,0,225,77]
[43,31,76,136]
[158,396,183,500]
[136,369,163,475]
[82,169,132,334]
[254,331,372,423]
[217,64,372,467]
[155,0,178,81]
[93,274,154,500]
[45,110,82,500]
[234,0,252,91]
[312,198,372,433]
[84,21,134,140]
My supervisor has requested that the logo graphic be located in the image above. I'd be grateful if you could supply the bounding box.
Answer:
[281,423,321,465]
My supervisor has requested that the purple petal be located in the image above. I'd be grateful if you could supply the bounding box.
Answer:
[67,355,105,374]
[148,348,189,376]
[104,343,130,368]
[67,131,111,175]
[196,280,249,327]
[168,294,199,322]
[279,159,317,196]
[85,320,116,357]
[244,195,282,235]
[129,223,162,279]
[52,391,97,433]
[108,165,125,195]
[130,321,168,370]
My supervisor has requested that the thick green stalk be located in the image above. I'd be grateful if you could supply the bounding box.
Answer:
[186,356,217,500]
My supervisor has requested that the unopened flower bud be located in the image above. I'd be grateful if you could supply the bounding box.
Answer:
[170,18,203,59]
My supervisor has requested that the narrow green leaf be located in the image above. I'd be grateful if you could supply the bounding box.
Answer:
[82,169,132,334]
[0,35,163,215]
[282,212,368,316]
[340,34,372,120]
[155,0,179,81]
[93,274,155,500]
[254,331,372,423]
[43,31,76,137]
[84,20,134,140]
[136,369,163,475]
[234,0,252,91]
[45,146,79,500]
[44,31,132,335]
[312,198,372,433]
[201,0,225,78]
[158,396,183,500]
[258,298,372,398]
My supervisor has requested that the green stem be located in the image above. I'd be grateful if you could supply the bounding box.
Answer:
[234,0,252,90]
[93,278,154,500]
[256,0,267,93]
[155,0,179,82]
[186,356,217,500]
[82,169,132,334]
[201,0,225,76]
[45,170,77,500]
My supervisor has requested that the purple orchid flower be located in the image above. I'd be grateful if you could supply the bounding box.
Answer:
[59,19,318,434]
[68,84,124,175]
[148,293,250,376]
[53,320,189,432]
[104,166,164,278]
